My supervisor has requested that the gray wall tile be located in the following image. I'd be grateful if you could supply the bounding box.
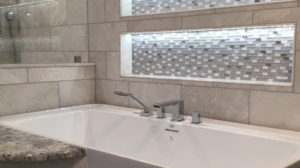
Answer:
[182,86,249,123]
[89,52,107,79]
[96,80,129,106]
[88,22,127,52]
[253,7,300,24]
[0,83,59,116]
[67,0,88,24]
[127,17,181,32]
[128,82,181,111]
[106,52,121,80]
[88,0,105,23]
[250,91,300,131]
[84,66,96,79]
[105,0,121,22]
[51,25,88,52]
[182,12,253,29]
[28,67,85,82]
[0,68,27,85]
[20,52,88,64]
[59,80,95,107]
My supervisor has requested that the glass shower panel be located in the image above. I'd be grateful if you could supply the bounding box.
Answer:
[0,0,58,64]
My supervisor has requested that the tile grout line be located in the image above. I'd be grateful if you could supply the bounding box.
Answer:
[248,90,251,124]
[127,81,130,108]
[57,81,61,108]
[26,67,29,83]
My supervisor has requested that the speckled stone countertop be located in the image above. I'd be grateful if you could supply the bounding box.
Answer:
[0,126,86,162]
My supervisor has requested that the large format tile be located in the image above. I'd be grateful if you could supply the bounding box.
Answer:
[182,86,249,123]
[105,0,120,22]
[96,80,129,106]
[59,80,95,107]
[20,28,51,51]
[51,25,88,52]
[84,66,96,79]
[18,0,67,28]
[106,52,121,80]
[88,22,127,52]
[182,12,252,29]
[253,7,300,24]
[0,52,14,64]
[49,0,68,26]
[127,17,181,32]
[88,52,107,79]
[0,83,59,116]
[67,0,87,24]
[88,0,105,23]
[20,52,88,64]
[28,67,84,82]
[250,91,300,131]
[128,82,181,111]
[0,68,27,85]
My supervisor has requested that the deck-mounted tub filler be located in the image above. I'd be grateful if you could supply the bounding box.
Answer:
[0,104,300,168]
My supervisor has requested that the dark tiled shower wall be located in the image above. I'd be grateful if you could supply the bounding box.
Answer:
[132,25,294,84]
[132,0,291,15]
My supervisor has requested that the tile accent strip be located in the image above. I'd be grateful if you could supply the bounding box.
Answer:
[131,0,292,15]
[128,25,294,85]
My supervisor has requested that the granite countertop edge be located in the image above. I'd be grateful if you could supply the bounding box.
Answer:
[0,126,86,162]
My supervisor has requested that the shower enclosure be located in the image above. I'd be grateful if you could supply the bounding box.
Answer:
[0,0,58,64]
[0,0,19,63]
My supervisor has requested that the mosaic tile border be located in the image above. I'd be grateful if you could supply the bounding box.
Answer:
[121,25,295,86]
[121,0,295,16]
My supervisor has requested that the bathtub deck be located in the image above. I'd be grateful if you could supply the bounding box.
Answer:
[0,125,86,162]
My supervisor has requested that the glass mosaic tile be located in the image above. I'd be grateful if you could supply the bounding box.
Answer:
[127,25,294,85]
[130,0,292,15]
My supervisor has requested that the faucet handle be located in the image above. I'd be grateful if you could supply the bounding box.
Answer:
[191,111,210,124]
[191,111,201,124]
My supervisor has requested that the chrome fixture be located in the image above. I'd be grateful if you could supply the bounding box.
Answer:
[191,111,201,124]
[191,111,210,124]
[5,11,14,21]
[153,99,184,122]
[74,56,81,63]
[114,91,153,117]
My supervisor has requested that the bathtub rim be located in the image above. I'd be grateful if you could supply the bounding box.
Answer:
[0,104,300,168]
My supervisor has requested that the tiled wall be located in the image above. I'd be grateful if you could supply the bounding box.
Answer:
[0,63,96,116]
[126,25,294,85]
[131,0,291,15]
[0,0,88,64]
[88,0,300,132]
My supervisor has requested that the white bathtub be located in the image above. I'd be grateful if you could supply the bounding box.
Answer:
[0,104,300,168]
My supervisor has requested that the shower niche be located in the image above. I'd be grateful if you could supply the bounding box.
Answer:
[121,0,294,16]
[121,25,295,86]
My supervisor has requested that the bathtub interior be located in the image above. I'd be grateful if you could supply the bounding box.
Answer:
[0,104,300,168]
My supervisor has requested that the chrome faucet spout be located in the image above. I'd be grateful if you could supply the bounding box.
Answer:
[114,91,152,117]
[153,99,184,122]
